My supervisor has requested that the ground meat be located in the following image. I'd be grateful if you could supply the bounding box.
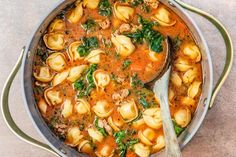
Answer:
[102,120,113,136]
[112,89,130,102]
[144,0,159,9]
[119,23,131,33]
[98,19,111,30]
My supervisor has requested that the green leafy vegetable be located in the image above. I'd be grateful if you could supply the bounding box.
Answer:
[131,73,144,88]
[81,19,96,31]
[141,4,150,13]
[74,80,84,90]
[98,0,112,16]
[173,120,184,136]
[172,36,182,50]
[95,117,108,136]
[130,0,143,6]
[125,30,144,44]
[122,60,132,70]
[77,37,99,57]
[139,96,149,108]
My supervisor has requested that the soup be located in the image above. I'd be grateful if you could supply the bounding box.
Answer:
[33,0,202,156]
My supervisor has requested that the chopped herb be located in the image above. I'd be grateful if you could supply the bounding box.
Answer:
[139,96,149,108]
[125,30,144,44]
[98,0,112,17]
[74,80,84,90]
[102,37,112,48]
[77,37,99,57]
[81,19,96,31]
[173,120,184,136]
[95,117,108,136]
[172,36,182,50]
[130,0,143,6]
[79,123,85,131]
[141,4,150,13]
[122,60,132,70]
[131,73,144,88]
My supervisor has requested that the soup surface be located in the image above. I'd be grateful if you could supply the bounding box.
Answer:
[33,0,202,156]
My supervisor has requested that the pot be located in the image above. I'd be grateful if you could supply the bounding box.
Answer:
[1,0,233,156]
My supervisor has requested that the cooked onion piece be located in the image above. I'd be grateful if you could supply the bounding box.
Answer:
[187,81,201,99]
[66,127,84,147]
[68,41,83,61]
[174,108,191,128]
[152,134,165,152]
[88,128,104,142]
[61,99,73,118]
[174,58,192,72]
[138,128,155,146]
[48,19,65,32]
[43,33,65,50]
[93,70,110,91]
[152,7,176,27]
[113,2,134,22]
[84,49,105,64]
[34,67,53,83]
[143,108,162,129]
[93,100,113,118]
[83,0,99,9]
[78,140,93,154]
[95,145,114,157]
[183,43,202,62]
[134,143,150,157]
[75,99,90,115]
[38,99,48,114]
[111,34,135,57]
[68,1,83,24]
[170,72,182,87]
[52,69,70,86]
[183,67,198,84]
[44,87,63,106]
[46,53,67,72]
[119,99,138,122]
[67,65,88,82]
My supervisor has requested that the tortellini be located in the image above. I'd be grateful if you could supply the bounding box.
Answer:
[108,116,124,131]
[46,53,67,72]
[170,72,182,87]
[67,65,88,82]
[68,41,83,61]
[78,140,93,154]
[111,34,135,57]
[48,19,65,32]
[134,143,150,157]
[143,108,162,129]
[75,99,90,115]
[52,69,70,86]
[138,128,155,146]
[38,99,48,114]
[152,7,176,26]
[132,118,146,130]
[174,108,191,128]
[93,70,111,91]
[66,127,84,147]
[83,0,99,9]
[183,43,202,62]
[180,96,196,106]
[183,67,198,84]
[149,50,163,62]
[187,81,201,99]
[68,1,83,24]
[43,33,65,50]
[113,2,134,22]
[44,87,63,106]
[95,145,114,157]
[119,99,138,122]
[84,49,105,64]
[168,88,175,101]
[34,67,53,83]
[153,134,165,152]
[174,58,192,72]
[93,100,113,118]
[61,99,73,118]
[88,128,104,142]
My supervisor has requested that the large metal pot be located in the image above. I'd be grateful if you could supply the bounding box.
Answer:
[1,0,233,156]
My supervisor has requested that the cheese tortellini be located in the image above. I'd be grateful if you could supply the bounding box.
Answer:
[134,143,150,157]
[34,67,53,83]
[52,69,70,86]
[68,41,83,61]
[93,100,113,118]
[119,99,138,122]
[67,65,88,82]
[66,127,84,147]
[75,99,90,115]
[44,87,63,106]
[38,99,48,114]
[174,58,192,72]
[78,140,93,154]
[143,108,162,129]
[83,0,99,9]
[187,81,201,99]
[183,67,198,84]
[152,7,176,26]
[48,19,65,32]
[183,43,202,62]
[84,49,105,64]
[88,128,104,142]
[170,72,182,87]
[138,128,156,146]
[43,33,65,50]
[111,34,135,57]
[93,70,111,91]
[153,134,165,152]
[95,145,114,157]
[113,2,134,22]
[46,53,67,72]
[68,1,83,24]
[61,99,73,118]
[174,108,191,128]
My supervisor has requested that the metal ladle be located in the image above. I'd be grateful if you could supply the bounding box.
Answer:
[145,37,182,157]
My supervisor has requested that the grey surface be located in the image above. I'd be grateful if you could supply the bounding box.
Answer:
[0,0,235,157]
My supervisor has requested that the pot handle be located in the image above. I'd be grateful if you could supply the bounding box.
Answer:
[1,47,60,157]
[174,0,234,108]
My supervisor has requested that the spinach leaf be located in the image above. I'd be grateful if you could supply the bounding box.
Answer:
[139,96,149,108]
[77,37,99,57]
[122,60,132,70]
[173,120,184,136]
[130,0,143,6]
[95,117,108,136]
[141,4,150,13]
[99,0,112,17]
[81,19,96,31]
[131,73,144,88]
[125,30,144,44]
[74,80,84,90]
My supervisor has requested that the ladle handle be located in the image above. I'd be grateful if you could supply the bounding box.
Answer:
[0,47,60,157]
[174,0,234,109]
